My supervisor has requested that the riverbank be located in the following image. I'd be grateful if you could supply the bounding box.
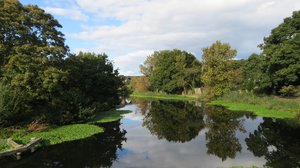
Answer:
[131,91,300,120]
[130,92,199,101]
[210,91,299,119]
[0,109,131,152]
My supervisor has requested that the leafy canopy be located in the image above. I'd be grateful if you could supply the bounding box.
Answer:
[0,0,68,66]
[260,10,300,92]
[140,49,201,94]
[201,41,237,99]
[0,0,124,126]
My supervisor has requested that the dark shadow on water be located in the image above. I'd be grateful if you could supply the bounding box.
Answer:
[0,120,126,168]
[246,118,300,168]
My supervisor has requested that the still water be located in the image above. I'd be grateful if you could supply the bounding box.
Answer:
[1,99,300,168]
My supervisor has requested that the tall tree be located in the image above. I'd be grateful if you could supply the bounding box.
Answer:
[140,49,201,94]
[0,0,124,126]
[201,41,237,99]
[59,52,121,121]
[259,10,300,92]
[0,0,70,125]
[0,0,69,68]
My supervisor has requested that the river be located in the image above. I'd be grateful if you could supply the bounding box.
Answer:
[1,98,299,168]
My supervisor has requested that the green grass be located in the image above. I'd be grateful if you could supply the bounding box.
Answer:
[130,92,199,101]
[11,124,103,145]
[210,91,299,119]
[210,100,294,119]
[89,110,131,123]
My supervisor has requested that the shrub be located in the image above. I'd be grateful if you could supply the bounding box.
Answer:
[0,82,31,126]
[279,85,298,97]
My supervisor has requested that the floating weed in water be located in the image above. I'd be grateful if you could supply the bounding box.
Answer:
[11,124,104,145]
[1,109,132,149]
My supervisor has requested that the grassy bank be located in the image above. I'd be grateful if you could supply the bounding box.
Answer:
[130,92,199,101]
[0,109,131,151]
[210,91,299,119]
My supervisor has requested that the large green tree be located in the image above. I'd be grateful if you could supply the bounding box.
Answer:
[65,52,121,110]
[201,41,237,99]
[0,0,124,126]
[259,11,300,92]
[39,52,123,124]
[140,49,201,94]
[0,0,68,67]
[242,54,272,93]
[0,0,71,125]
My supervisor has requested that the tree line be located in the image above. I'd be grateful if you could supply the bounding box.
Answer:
[135,10,300,99]
[0,0,126,126]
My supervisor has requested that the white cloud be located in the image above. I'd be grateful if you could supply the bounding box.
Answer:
[71,0,300,52]
[44,7,88,21]
[45,0,300,75]
[112,50,154,76]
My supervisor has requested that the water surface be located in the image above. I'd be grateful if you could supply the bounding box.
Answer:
[1,99,299,168]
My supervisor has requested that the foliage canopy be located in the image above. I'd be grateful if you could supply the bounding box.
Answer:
[0,0,124,126]
[260,10,300,92]
[201,41,237,99]
[140,49,201,94]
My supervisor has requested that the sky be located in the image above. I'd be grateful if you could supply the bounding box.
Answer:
[20,0,300,76]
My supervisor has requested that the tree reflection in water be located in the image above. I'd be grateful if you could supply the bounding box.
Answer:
[0,120,126,168]
[246,118,300,168]
[142,100,205,143]
[204,105,246,161]
[138,99,300,165]
[3,99,299,167]
[131,98,150,115]
[138,100,251,161]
